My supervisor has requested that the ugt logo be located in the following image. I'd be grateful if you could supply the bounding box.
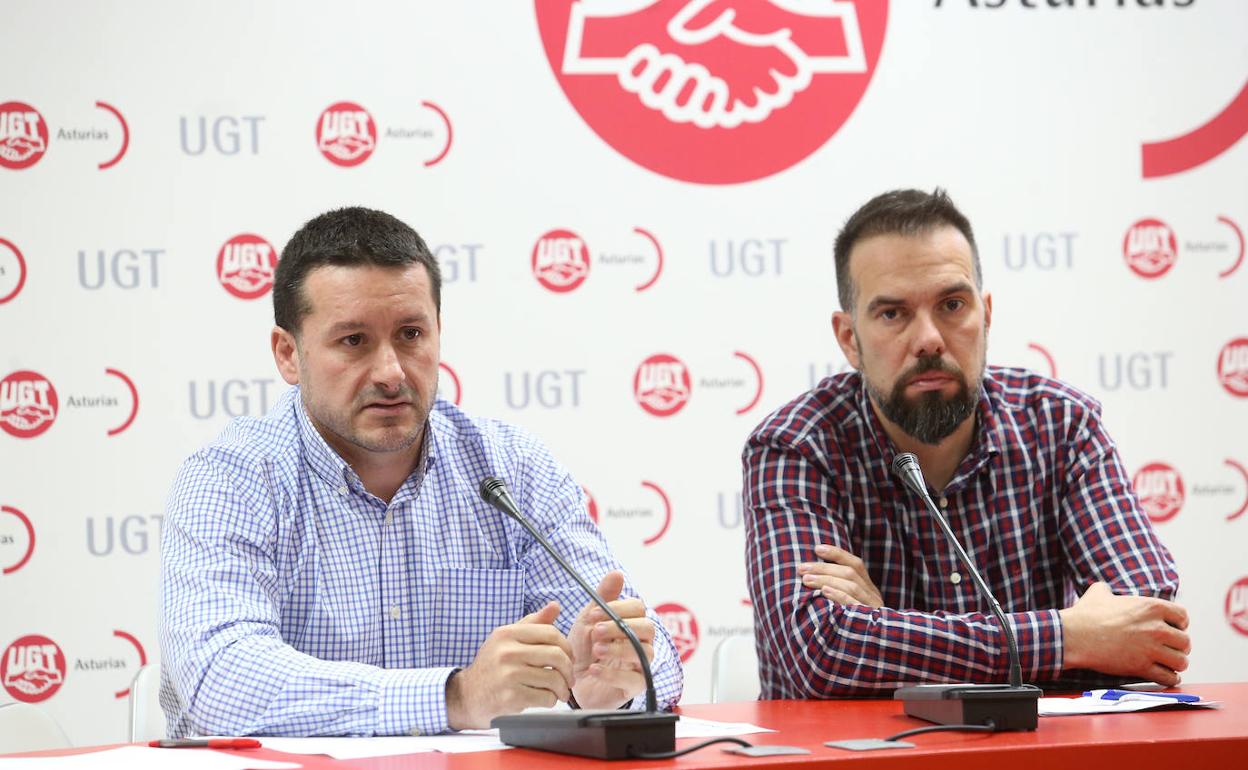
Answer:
[533,229,591,292]
[0,102,48,170]
[1,635,66,703]
[634,353,691,416]
[535,1,888,184]
[1219,338,1248,398]
[217,234,278,300]
[654,602,700,663]
[0,371,58,439]
[317,102,377,167]
[1123,218,1177,279]
[1132,462,1184,523]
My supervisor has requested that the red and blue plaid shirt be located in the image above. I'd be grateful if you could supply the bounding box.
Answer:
[743,366,1178,698]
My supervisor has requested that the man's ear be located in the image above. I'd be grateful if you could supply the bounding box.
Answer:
[272,326,301,385]
[832,311,862,370]
[983,291,993,331]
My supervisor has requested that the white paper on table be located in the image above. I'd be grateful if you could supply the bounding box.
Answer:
[674,716,776,738]
[0,745,300,770]
[1039,696,1222,716]
[257,732,509,759]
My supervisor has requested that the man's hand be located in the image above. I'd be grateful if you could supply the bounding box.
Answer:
[568,571,654,709]
[445,602,574,730]
[799,543,884,608]
[1059,582,1191,686]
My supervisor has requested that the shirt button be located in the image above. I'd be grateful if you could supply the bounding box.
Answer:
[337,485,349,496]
[938,496,949,508]
[950,572,962,585]
[389,605,402,620]
[384,509,394,526]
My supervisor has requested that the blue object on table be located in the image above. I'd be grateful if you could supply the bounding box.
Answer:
[1083,689,1201,703]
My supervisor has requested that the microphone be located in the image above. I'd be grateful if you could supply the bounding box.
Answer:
[478,477,677,760]
[889,453,1041,731]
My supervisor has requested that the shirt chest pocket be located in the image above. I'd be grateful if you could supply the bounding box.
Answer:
[426,567,526,667]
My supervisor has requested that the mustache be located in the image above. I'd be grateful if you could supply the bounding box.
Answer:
[356,385,418,405]
[900,354,964,383]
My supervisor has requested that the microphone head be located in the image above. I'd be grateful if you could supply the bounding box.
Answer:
[890,452,916,477]
[890,453,926,495]
[479,476,506,505]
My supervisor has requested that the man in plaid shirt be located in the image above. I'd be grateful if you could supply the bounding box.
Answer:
[159,207,682,737]
[744,189,1188,698]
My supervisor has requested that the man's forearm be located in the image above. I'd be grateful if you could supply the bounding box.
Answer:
[757,601,1064,696]
[166,630,458,737]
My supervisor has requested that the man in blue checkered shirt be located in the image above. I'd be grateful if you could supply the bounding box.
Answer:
[158,207,683,737]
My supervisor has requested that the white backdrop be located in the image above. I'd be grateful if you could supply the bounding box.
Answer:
[1,0,1246,746]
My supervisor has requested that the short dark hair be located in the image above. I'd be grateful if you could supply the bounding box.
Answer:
[833,188,980,312]
[273,206,441,334]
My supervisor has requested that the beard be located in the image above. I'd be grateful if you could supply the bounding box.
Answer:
[865,353,981,445]
[304,379,434,458]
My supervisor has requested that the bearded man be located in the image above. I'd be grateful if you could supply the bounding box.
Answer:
[743,189,1188,697]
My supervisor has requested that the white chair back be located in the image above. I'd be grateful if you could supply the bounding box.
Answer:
[127,663,165,742]
[709,632,761,703]
[0,702,71,754]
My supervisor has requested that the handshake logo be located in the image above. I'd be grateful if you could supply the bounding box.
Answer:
[537,0,886,184]
[563,0,867,129]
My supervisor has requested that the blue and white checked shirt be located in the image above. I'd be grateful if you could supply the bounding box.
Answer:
[158,386,683,737]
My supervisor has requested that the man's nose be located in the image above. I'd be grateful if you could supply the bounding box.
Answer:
[372,343,404,390]
[910,311,945,359]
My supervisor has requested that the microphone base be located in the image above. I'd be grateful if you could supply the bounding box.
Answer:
[491,710,678,760]
[894,684,1041,731]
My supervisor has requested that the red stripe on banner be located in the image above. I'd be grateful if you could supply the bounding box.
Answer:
[1142,79,1248,179]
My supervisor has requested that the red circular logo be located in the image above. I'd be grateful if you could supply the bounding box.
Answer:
[1132,462,1185,523]
[0,370,59,439]
[1218,337,1248,397]
[634,353,691,416]
[1123,218,1178,279]
[316,101,377,166]
[535,1,888,184]
[0,102,49,170]
[1,635,66,703]
[532,229,591,292]
[654,602,700,663]
[1226,577,1248,637]
[0,237,28,303]
[217,234,277,300]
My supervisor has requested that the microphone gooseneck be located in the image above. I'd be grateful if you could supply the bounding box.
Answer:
[890,453,1025,690]
[478,476,659,713]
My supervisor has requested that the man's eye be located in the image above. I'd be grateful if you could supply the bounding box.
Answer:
[880,309,900,321]
[944,299,965,312]
[401,327,420,341]
[343,334,363,346]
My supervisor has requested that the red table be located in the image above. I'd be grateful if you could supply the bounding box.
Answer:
[8,683,1245,768]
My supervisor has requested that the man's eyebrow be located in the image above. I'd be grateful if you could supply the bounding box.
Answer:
[864,282,976,315]
[324,315,432,336]
[937,281,976,298]
[395,314,433,326]
[325,320,365,336]
[865,295,905,315]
